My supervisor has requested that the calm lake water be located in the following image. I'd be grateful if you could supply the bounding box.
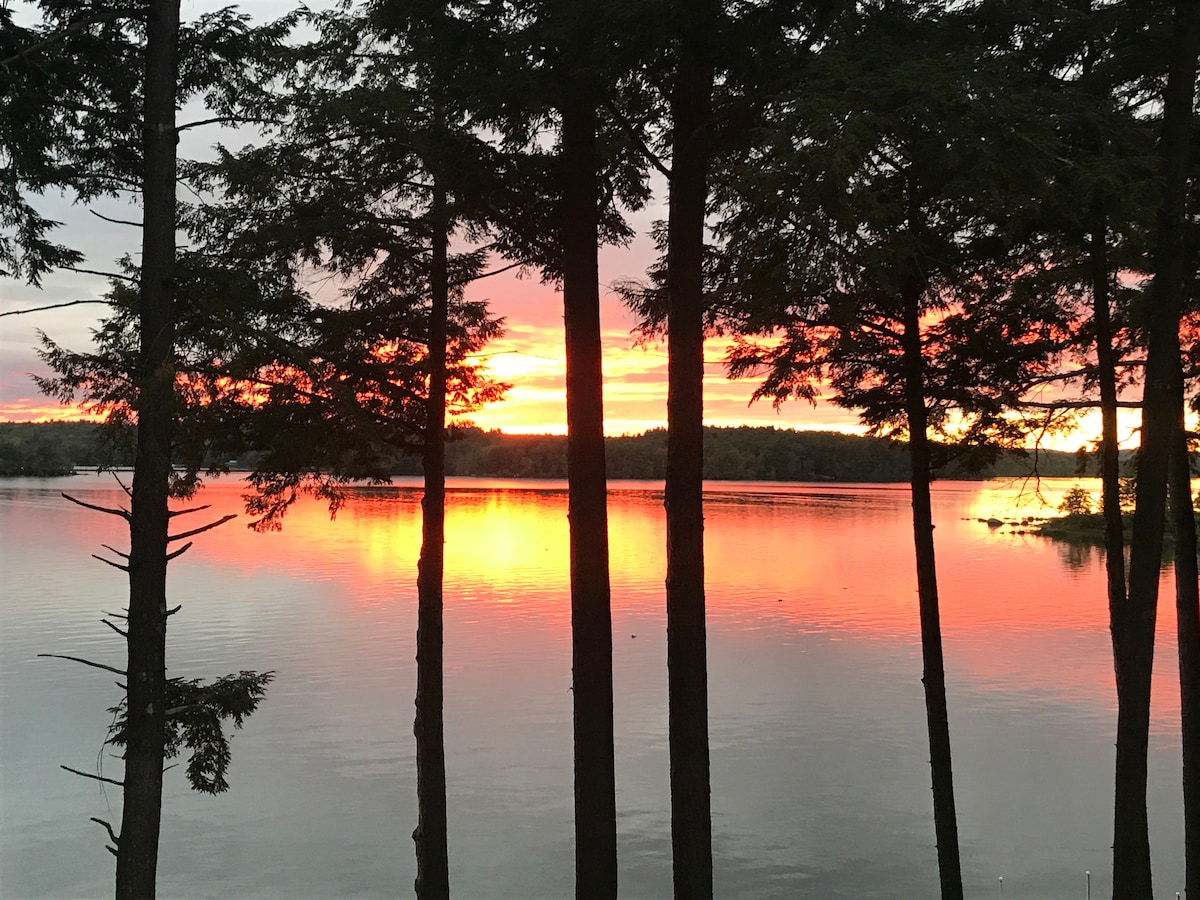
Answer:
[0,475,1189,899]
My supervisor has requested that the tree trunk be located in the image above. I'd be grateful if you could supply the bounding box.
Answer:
[1090,212,1151,896]
[665,9,714,897]
[1092,208,1153,897]
[414,183,450,900]
[561,84,618,900]
[1161,15,1200,900]
[900,286,964,900]
[1089,211,1127,610]
[1174,421,1200,900]
[1114,3,1199,897]
[114,1,179,897]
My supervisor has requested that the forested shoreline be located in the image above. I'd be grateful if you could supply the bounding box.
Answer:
[0,420,1087,481]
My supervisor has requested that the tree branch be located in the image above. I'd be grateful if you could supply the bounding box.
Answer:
[0,300,112,318]
[858,320,905,343]
[168,514,237,542]
[38,653,126,677]
[111,472,132,498]
[90,554,128,573]
[1021,360,1147,389]
[168,504,211,518]
[1019,399,1143,409]
[101,619,128,639]
[90,209,142,228]
[90,817,120,848]
[61,492,130,519]
[63,265,138,283]
[100,544,129,560]
[91,554,129,572]
[178,115,282,132]
[450,259,524,288]
[27,96,140,126]
[165,541,194,561]
[601,96,671,179]
[0,10,134,68]
[60,765,123,787]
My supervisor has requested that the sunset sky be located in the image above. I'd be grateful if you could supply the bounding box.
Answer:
[0,194,1130,451]
[0,0,1127,452]
[0,197,867,435]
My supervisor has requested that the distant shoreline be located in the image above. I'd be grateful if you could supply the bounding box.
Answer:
[1,420,1089,482]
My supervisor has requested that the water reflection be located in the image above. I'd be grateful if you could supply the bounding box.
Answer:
[0,475,1188,899]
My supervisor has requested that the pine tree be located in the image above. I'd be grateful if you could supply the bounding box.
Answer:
[456,3,654,891]
[705,5,1073,896]
[6,4,297,895]
[1131,3,1200,896]
[179,5,509,894]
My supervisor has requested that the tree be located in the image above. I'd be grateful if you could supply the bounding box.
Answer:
[555,33,619,899]
[708,5,1070,896]
[621,5,842,891]
[0,6,85,284]
[662,1,717,893]
[179,6,510,893]
[1134,2,1200,896]
[463,3,653,891]
[6,4,294,895]
[118,3,179,892]
[971,3,1200,889]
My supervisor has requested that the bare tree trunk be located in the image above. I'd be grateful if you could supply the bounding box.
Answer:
[1089,211,1128,608]
[1111,611,1155,899]
[1174,421,1200,900]
[900,286,964,900]
[665,9,714,897]
[1163,13,1200,899]
[1091,211,1151,896]
[114,1,178,897]
[414,183,450,900]
[1114,3,1199,897]
[561,83,618,900]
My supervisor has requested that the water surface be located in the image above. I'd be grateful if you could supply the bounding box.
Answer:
[0,476,1187,898]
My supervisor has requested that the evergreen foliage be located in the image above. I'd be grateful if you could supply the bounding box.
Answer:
[107,670,274,795]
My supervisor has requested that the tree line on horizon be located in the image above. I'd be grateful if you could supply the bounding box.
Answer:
[0,419,1091,481]
[2,1,1198,899]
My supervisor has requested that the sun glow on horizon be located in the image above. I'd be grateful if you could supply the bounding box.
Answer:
[1,270,1172,453]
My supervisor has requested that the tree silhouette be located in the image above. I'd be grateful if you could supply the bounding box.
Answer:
[1131,2,1200,895]
[662,1,717,893]
[6,5,306,894]
[462,2,655,890]
[707,5,1071,896]
[178,5,510,892]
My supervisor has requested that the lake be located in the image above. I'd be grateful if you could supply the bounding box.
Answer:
[0,475,1189,899]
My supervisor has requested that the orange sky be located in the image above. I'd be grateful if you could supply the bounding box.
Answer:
[0,265,1140,453]
[0,231,873,435]
[0,216,1144,451]
[455,271,866,437]
[0,285,859,433]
